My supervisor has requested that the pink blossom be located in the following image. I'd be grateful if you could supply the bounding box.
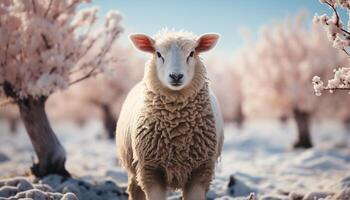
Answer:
[237,13,349,119]
[313,0,350,95]
[0,0,123,99]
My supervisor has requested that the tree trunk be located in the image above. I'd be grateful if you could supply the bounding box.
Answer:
[343,117,350,133]
[18,96,69,177]
[9,118,19,134]
[233,103,245,129]
[101,104,117,139]
[292,108,312,149]
[279,114,288,124]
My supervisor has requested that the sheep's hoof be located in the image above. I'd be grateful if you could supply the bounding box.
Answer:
[30,162,71,178]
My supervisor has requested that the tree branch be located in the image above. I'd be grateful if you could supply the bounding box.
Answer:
[324,2,350,36]
[31,0,37,14]
[342,48,350,56]
[41,34,51,49]
[323,87,350,91]
[326,2,340,26]
[68,68,99,86]
[341,28,350,36]
[44,0,53,18]
[70,28,121,78]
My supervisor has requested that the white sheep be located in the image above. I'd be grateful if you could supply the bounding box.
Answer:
[116,29,224,200]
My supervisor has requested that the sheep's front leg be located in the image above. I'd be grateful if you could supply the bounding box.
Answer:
[138,168,167,200]
[144,183,166,200]
[183,184,206,200]
[127,175,146,200]
[183,164,214,200]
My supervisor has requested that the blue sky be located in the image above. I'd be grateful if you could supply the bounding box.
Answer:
[92,0,343,56]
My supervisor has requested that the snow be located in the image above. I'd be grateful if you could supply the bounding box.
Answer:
[0,120,350,199]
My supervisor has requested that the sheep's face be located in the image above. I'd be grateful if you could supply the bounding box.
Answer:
[130,31,219,91]
[154,43,196,90]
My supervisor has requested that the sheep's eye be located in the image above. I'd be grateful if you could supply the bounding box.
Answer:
[156,51,164,62]
[186,51,194,63]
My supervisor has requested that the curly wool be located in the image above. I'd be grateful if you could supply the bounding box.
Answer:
[116,30,223,197]
[153,30,197,54]
[134,80,217,189]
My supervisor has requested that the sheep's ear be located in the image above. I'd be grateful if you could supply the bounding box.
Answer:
[129,34,155,53]
[195,33,220,53]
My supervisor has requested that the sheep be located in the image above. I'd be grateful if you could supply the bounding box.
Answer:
[116,29,224,200]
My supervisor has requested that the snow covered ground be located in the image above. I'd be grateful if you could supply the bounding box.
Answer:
[0,120,350,199]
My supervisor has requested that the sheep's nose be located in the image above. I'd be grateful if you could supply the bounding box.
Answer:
[169,73,184,82]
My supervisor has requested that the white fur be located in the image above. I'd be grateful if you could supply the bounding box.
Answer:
[156,43,196,90]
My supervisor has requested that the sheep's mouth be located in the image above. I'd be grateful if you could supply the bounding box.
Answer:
[170,82,183,87]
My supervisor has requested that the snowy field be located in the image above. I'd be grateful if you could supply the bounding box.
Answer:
[0,120,350,199]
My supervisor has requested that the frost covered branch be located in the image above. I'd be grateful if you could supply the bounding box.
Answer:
[312,0,350,95]
[312,68,350,96]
